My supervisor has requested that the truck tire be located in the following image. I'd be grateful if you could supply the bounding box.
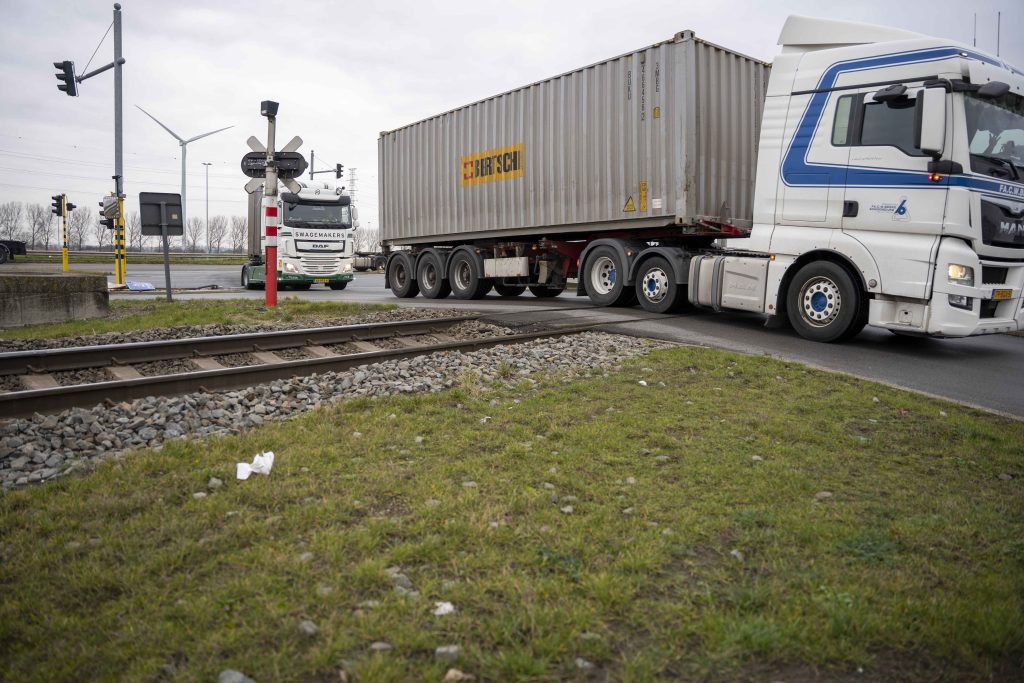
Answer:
[329,281,348,291]
[448,251,491,300]
[786,261,865,342]
[354,265,369,272]
[0,245,9,265]
[584,246,635,307]
[635,255,685,313]
[529,285,564,298]
[388,253,420,298]
[417,252,451,299]
[494,283,527,297]
[241,266,262,290]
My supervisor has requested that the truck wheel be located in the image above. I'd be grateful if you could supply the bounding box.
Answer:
[635,256,685,313]
[241,266,261,290]
[417,252,451,299]
[529,285,564,298]
[329,281,348,291]
[449,251,491,300]
[494,283,527,297]
[388,253,420,298]
[584,246,635,307]
[0,246,9,265]
[786,261,864,342]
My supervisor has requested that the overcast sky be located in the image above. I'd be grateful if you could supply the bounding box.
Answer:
[0,0,1020,244]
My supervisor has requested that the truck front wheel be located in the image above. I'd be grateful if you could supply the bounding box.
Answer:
[388,253,420,298]
[786,261,865,342]
[329,281,348,291]
[241,266,262,290]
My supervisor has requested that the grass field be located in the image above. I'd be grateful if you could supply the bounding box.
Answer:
[1,347,1021,681]
[0,299,397,340]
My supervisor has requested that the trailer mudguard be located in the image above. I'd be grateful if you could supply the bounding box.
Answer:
[629,247,691,285]
[415,248,452,281]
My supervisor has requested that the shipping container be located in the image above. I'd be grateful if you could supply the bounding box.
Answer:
[378,30,770,245]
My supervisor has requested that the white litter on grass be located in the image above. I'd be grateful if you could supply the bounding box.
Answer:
[433,601,456,616]
[236,451,275,480]
[638,380,648,386]
[125,280,156,291]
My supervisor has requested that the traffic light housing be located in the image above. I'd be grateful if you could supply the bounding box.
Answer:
[65,201,76,213]
[54,61,78,97]
[335,164,344,179]
[100,216,115,230]
[51,194,64,217]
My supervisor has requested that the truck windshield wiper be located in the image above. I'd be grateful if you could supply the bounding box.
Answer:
[972,153,1021,180]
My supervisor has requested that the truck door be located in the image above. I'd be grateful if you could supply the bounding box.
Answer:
[777,91,850,228]
[836,86,950,299]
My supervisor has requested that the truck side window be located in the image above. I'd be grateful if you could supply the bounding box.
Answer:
[832,95,855,145]
[858,98,925,156]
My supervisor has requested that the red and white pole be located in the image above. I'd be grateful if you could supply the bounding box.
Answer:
[264,198,278,307]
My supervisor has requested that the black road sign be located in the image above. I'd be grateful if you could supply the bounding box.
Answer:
[241,151,308,180]
[139,192,184,236]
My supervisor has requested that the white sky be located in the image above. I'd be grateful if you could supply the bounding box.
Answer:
[0,0,1020,242]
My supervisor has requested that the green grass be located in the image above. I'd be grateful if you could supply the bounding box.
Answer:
[21,254,247,266]
[1,348,1022,681]
[0,299,397,340]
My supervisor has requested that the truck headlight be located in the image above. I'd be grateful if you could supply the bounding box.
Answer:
[947,264,974,286]
[283,261,299,273]
[343,262,353,272]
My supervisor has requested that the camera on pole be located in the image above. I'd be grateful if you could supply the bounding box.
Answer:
[53,61,78,97]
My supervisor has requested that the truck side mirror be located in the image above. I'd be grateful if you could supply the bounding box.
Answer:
[351,206,360,228]
[916,88,946,159]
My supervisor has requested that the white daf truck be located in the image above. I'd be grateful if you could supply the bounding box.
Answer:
[378,16,1024,341]
[242,180,357,291]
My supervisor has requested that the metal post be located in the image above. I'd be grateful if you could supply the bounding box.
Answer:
[203,161,211,252]
[159,201,172,302]
[113,3,123,260]
[61,194,68,273]
[264,114,278,308]
[310,149,314,180]
[113,175,125,285]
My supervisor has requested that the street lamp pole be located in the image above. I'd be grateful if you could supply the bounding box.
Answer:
[202,161,212,252]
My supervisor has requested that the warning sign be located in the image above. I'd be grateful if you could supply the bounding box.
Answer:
[623,196,636,212]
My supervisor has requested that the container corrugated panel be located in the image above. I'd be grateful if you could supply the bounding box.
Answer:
[379,31,769,245]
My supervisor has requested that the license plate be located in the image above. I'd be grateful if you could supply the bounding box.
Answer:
[314,279,329,284]
[992,289,1012,300]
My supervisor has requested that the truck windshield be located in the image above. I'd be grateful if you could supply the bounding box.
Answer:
[283,202,351,228]
[966,91,1024,180]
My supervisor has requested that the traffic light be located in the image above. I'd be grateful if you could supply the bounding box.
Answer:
[53,61,78,97]
[51,194,64,217]
[335,164,344,179]
[65,201,76,213]
[100,216,115,230]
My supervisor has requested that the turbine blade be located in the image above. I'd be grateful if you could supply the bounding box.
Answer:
[135,105,184,142]
[185,125,234,144]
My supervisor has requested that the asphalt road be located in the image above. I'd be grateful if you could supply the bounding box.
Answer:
[10,263,1021,417]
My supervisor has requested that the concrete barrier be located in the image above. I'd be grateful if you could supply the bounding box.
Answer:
[0,273,109,328]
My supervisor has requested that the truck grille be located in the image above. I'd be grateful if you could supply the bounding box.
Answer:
[300,255,342,275]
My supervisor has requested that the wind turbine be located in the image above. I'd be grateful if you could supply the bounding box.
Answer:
[136,105,232,248]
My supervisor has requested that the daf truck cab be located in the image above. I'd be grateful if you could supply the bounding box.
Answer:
[242,180,357,291]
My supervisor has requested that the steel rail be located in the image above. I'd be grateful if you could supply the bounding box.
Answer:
[0,316,479,375]
[0,324,597,418]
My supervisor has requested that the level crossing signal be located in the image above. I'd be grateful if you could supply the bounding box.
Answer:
[53,61,78,97]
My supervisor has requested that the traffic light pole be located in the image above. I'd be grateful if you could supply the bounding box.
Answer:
[61,196,69,273]
[113,5,125,286]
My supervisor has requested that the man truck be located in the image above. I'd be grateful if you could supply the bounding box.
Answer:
[378,15,1024,342]
[242,180,357,291]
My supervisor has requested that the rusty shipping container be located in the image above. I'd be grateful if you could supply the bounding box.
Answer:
[378,30,770,245]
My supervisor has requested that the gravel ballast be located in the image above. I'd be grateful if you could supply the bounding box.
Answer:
[0,332,664,489]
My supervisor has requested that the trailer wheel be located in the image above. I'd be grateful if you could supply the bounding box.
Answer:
[635,256,685,313]
[0,245,9,265]
[786,261,864,342]
[388,253,420,298]
[529,285,564,298]
[449,251,491,300]
[494,283,527,297]
[584,246,635,307]
[417,252,451,299]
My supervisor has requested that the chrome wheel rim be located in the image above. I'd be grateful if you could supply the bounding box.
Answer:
[589,256,617,295]
[640,266,669,304]
[800,276,841,327]
[454,260,472,291]
[423,262,437,290]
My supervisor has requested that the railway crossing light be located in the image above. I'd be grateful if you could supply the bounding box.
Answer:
[54,60,78,97]
[51,194,64,217]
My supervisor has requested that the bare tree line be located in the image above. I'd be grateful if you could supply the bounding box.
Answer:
[0,201,250,253]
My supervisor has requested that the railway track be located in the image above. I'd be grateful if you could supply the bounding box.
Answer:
[0,316,597,418]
